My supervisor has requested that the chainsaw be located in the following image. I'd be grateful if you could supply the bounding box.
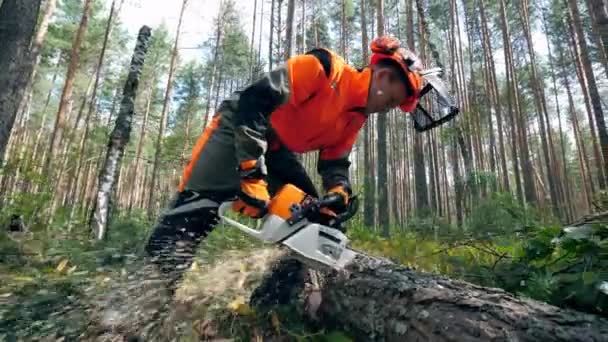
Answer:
[217,184,361,271]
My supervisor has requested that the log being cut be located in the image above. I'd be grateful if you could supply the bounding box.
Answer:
[252,252,608,342]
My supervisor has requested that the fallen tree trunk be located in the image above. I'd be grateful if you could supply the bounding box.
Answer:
[253,252,608,342]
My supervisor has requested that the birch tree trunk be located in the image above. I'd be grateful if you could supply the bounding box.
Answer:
[90,26,151,240]
[147,0,188,219]
[0,0,42,165]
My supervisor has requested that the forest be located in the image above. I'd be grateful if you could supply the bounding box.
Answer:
[0,0,607,340]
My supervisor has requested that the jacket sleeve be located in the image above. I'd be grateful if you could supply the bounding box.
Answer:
[230,54,327,178]
[317,131,358,193]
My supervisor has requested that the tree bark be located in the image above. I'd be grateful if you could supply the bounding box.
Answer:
[568,0,608,190]
[89,26,151,240]
[269,0,275,71]
[13,0,57,132]
[518,0,560,217]
[499,0,534,205]
[68,0,122,225]
[249,0,257,79]
[203,2,224,128]
[284,0,295,60]
[147,0,188,219]
[413,0,429,214]
[0,0,42,165]
[360,0,375,228]
[587,0,608,77]
[253,253,608,342]
[375,0,390,236]
[44,0,94,175]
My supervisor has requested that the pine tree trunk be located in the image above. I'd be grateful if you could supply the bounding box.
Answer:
[69,0,121,223]
[568,0,608,190]
[89,26,151,240]
[284,0,295,60]
[480,0,509,193]
[203,3,224,127]
[249,0,257,79]
[0,0,41,165]
[375,0,390,236]
[269,0,276,70]
[499,0,534,205]
[14,0,57,127]
[518,0,560,217]
[147,0,188,219]
[413,0,429,214]
[360,0,375,228]
[542,11,574,218]
[560,45,594,211]
[568,21,604,194]
[587,0,608,77]
[44,0,94,175]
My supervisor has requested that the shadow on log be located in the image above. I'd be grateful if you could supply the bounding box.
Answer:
[252,252,608,341]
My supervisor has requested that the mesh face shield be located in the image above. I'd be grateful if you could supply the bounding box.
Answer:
[409,69,459,132]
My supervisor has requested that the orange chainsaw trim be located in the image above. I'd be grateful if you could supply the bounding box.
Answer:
[178,114,222,192]
[267,184,310,220]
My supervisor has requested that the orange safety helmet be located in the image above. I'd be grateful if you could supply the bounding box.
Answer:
[370,35,460,132]
[369,35,424,113]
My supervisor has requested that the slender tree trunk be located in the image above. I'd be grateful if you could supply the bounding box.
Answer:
[568,0,608,190]
[269,0,276,70]
[360,0,375,228]
[44,0,94,174]
[69,0,121,223]
[560,45,594,211]
[284,0,295,60]
[480,0,509,193]
[256,0,264,73]
[518,0,560,217]
[499,0,534,205]
[14,0,57,124]
[0,0,42,165]
[249,0,257,79]
[586,0,608,77]
[203,3,224,128]
[413,0,429,214]
[147,0,188,219]
[375,0,390,236]
[90,26,151,240]
[567,20,604,193]
[542,10,573,218]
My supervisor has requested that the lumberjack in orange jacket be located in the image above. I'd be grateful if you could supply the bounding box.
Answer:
[145,36,434,289]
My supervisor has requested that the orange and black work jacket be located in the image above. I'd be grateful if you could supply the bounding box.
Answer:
[178,48,371,197]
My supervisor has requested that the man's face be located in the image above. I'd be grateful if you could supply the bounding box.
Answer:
[366,68,409,114]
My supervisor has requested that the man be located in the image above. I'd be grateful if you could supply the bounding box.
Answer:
[145,35,436,290]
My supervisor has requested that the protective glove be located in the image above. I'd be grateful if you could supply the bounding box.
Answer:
[319,183,351,218]
[232,160,270,218]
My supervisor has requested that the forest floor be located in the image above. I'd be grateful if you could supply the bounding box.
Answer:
[0,226,342,341]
